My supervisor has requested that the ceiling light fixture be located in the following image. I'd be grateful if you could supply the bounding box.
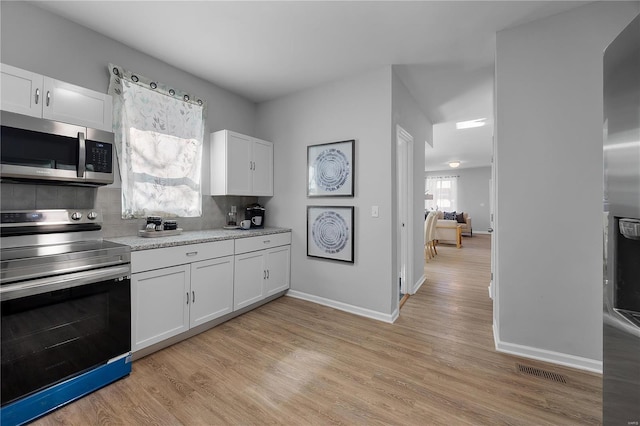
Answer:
[449,161,460,168]
[456,118,486,130]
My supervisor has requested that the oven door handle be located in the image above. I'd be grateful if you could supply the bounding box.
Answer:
[0,265,130,302]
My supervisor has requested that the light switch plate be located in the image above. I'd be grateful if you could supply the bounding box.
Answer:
[371,206,379,218]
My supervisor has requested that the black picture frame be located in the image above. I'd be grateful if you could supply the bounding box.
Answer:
[307,139,355,197]
[307,205,355,263]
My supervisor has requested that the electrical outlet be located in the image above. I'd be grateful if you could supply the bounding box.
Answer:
[371,206,379,218]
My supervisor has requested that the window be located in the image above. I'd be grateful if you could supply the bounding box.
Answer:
[425,175,458,211]
[109,64,205,218]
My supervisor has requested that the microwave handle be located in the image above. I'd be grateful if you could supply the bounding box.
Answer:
[77,132,86,178]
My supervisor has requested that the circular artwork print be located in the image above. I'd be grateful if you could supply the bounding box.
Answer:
[313,148,350,192]
[312,211,349,254]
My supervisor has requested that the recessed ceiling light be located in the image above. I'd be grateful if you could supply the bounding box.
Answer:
[456,118,486,130]
[449,161,460,168]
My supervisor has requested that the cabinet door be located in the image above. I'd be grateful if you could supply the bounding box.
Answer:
[42,77,113,132]
[190,255,234,328]
[0,64,43,117]
[252,138,274,196]
[233,251,265,310]
[131,265,190,352]
[226,131,253,195]
[264,245,291,297]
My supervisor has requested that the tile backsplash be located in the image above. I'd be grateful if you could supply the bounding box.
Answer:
[1,183,258,238]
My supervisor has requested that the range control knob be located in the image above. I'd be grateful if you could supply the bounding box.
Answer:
[71,211,83,221]
[87,211,98,220]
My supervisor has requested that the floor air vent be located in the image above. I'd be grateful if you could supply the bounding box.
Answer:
[516,363,567,384]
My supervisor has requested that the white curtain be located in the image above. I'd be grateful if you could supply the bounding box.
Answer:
[108,64,205,218]
[425,175,458,212]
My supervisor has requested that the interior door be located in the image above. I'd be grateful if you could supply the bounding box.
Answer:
[396,125,414,297]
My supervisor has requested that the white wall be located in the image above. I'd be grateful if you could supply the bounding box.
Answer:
[0,1,257,193]
[495,1,639,371]
[426,166,491,234]
[392,68,433,293]
[255,67,395,320]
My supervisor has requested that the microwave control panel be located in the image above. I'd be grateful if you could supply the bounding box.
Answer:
[85,140,113,173]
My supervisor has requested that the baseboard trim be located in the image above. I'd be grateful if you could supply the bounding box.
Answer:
[412,274,426,294]
[493,323,602,374]
[471,231,490,235]
[286,289,397,323]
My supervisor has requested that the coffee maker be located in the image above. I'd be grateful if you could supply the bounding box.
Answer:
[245,203,265,228]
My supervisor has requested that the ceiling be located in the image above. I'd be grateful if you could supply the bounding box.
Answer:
[34,1,588,171]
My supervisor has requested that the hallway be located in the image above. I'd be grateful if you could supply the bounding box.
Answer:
[398,234,602,424]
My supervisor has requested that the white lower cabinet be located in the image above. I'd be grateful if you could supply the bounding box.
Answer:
[190,256,234,327]
[234,250,266,310]
[131,241,234,353]
[264,245,291,297]
[234,233,291,311]
[131,265,190,352]
[130,232,290,354]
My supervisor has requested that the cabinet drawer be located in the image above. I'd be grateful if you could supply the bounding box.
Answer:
[234,232,291,254]
[132,240,234,273]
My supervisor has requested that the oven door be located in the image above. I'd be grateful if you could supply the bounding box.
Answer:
[0,265,131,407]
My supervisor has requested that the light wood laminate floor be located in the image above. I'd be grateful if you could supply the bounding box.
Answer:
[34,234,601,425]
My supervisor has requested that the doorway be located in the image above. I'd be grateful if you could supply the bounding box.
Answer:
[396,125,414,300]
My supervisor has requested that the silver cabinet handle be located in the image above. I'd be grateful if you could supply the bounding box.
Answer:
[263,240,270,244]
[263,270,266,279]
[186,251,198,257]
[35,88,40,105]
[192,290,195,303]
[46,90,51,107]
[266,270,269,279]
[186,292,189,305]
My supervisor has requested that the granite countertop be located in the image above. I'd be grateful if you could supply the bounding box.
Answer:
[107,227,291,251]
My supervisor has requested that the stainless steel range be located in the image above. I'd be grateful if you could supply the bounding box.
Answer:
[0,209,132,425]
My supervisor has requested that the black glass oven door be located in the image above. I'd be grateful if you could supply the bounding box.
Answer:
[0,268,131,406]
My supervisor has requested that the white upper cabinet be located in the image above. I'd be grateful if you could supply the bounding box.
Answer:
[0,64,42,117]
[1,63,113,132]
[210,129,274,196]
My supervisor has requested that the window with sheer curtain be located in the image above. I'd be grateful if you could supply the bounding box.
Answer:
[108,64,205,219]
[425,175,458,211]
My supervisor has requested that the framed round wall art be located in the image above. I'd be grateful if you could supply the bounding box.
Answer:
[307,205,354,263]
[307,140,355,197]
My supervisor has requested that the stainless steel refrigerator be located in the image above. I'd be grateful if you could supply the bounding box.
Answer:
[603,13,640,425]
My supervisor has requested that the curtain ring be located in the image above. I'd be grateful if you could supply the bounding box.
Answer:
[183,95,190,102]
[131,75,139,82]
[150,82,157,89]
[169,89,175,96]
[112,67,119,76]
[197,99,203,106]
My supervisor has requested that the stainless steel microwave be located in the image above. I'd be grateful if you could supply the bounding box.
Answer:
[0,111,114,186]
